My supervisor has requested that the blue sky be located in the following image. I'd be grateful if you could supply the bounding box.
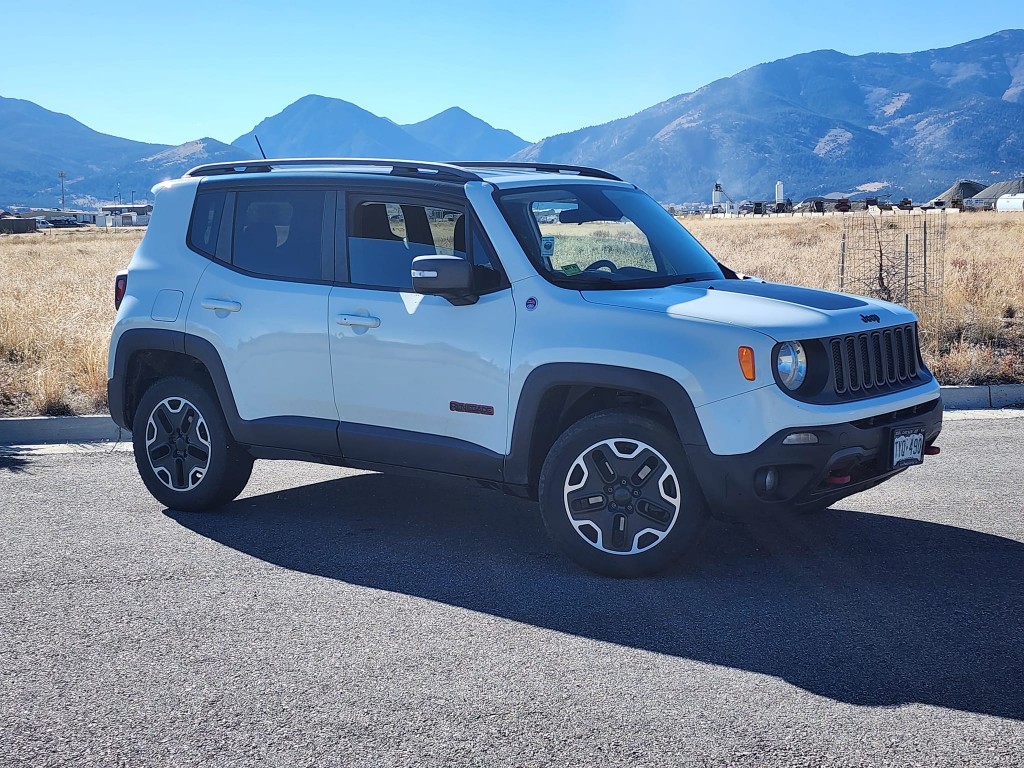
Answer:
[3,1,1022,146]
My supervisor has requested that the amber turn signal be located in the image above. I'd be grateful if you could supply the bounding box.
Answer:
[738,346,756,381]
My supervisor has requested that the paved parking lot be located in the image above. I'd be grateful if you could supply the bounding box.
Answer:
[2,413,1023,766]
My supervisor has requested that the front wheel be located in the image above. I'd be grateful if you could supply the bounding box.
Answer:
[132,376,253,512]
[538,410,708,577]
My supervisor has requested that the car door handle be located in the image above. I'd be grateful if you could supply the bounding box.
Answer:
[201,298,242,313]
[336,314,381,328]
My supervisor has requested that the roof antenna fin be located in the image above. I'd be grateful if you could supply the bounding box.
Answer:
[254,134,267,160]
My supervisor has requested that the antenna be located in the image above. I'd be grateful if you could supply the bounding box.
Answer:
[254,135,267,160]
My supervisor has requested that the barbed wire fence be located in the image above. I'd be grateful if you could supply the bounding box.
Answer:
[840,210,946,352]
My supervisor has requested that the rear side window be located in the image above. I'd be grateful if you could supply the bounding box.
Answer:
[188,191,225,257]
[233,190,326,281]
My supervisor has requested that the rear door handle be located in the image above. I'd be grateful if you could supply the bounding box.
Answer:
[336,314,381,329]
[201,298,242,313]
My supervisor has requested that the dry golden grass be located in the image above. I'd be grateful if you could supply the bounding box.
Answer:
[0,213,1021,416]
[0,228,140,416]
[681,211,1024,385]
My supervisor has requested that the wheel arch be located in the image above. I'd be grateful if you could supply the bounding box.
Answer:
[108,329,241,435]
[504,363,708,495]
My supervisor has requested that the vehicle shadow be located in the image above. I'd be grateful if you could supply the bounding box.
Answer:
[166,471,1024,720]
[0,453,31,473]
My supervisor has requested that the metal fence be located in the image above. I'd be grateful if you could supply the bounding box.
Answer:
[839,210,945,351]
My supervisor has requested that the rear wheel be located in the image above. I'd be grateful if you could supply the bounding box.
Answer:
[538,410,707,577]
[132,377,253,511]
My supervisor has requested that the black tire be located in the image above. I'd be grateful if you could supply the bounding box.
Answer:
[132,376,253,512]
[538,410,708,577]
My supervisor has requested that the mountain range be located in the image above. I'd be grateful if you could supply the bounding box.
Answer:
[516,29,1024,201]
[2,29,1022,207]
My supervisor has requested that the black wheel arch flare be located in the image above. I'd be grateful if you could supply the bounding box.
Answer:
[504,363,709,490]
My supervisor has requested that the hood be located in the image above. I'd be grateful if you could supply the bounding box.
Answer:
[580,280,916,341]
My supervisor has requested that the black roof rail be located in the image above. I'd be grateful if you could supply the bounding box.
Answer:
[450,161,622,181]
[183,158,483,182]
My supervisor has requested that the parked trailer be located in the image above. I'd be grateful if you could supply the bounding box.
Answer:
[995,193,1024,212]
[0,217,36,234]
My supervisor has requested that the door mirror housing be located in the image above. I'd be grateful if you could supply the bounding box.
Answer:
[411,255,478,305]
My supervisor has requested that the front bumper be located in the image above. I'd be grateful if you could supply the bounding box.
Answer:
[687,396,943,517]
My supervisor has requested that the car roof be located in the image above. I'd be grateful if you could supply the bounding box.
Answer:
[179,159,630,190]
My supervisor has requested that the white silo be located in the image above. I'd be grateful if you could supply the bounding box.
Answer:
[775,181,784,205]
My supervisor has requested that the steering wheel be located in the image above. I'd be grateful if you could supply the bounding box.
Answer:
[584,259,619,272]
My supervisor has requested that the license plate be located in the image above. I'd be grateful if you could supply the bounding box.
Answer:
[891,426,926,468]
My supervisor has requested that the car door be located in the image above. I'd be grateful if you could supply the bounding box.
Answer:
[186,186,339,451]
[328,191,515,477]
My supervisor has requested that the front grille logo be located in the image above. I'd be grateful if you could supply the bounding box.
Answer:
[860,313,881,323]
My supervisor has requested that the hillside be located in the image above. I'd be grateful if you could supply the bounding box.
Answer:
[0,96,250,207]
[514,30,1024,201]
[2,30,1023,205]
[231,95,441,159]
[402,106,530,159]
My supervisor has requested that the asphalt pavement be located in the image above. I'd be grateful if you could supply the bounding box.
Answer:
[2,414,1023,767]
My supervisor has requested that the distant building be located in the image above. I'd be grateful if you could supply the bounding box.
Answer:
[23,208,100,225]
[100,203,152,226]
[100,204,153,216]
[928,180,985,208]
[968,178,1024,209]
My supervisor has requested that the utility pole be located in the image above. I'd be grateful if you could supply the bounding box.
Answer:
[58,171,66,209]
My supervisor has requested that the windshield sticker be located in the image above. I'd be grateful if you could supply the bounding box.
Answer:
[540,236,555,270]
[561,263,582,276]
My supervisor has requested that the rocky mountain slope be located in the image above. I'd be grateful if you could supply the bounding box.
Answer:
[514,30,1024,201]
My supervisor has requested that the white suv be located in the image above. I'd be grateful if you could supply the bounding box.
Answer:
[108,159,942,576]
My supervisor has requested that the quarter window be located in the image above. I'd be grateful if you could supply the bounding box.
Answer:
[188,191,225,257]
[232,190,326,280]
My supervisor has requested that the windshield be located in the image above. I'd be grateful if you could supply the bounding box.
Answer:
[496,185,724,288]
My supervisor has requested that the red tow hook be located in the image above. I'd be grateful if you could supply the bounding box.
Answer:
[925,445,941,456]
[825,473,852,485]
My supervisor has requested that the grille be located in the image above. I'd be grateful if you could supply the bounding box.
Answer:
[829,324,921,396]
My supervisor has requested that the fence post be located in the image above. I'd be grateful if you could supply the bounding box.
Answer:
[904,232,910,304]
[922,219,928,295]
[839,225,847,291]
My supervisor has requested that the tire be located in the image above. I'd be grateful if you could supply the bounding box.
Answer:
[538,410,708,578]
[132,376,253,512]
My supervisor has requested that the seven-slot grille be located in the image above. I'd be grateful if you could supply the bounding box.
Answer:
[829,324,921,396]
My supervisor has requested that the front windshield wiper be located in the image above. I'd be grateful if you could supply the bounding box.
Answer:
[548,273,719,291]
[548,274,618,289]
[598,275,717,289]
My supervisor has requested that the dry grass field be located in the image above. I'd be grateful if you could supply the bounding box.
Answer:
[0,229,140,416]
[0,212,1021,416]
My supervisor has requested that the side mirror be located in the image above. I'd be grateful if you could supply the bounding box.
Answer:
[411,255,478,305]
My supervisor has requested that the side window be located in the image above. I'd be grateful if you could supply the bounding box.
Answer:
[232,190,326,280]
[188,191,225,257]
[348,202,465,290]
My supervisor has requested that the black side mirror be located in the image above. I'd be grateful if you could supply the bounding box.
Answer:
[411,255,478,305]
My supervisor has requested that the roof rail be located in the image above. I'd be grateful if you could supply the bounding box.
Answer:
[450,161,622,181]
[183,158,484,182]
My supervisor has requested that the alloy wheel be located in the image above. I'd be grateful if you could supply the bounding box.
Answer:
[145,396,212,492]
[562,438,681,555]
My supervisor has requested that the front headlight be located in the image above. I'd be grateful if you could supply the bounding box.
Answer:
[776,341,807,390]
